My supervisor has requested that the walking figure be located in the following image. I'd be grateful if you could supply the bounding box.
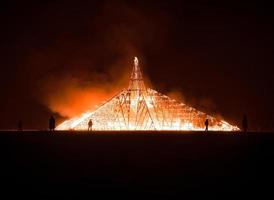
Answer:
[88,119,93,131]
[205,119,209,132]
[18,120,23,131]
[49,116,56,131]
[242,114,248,133]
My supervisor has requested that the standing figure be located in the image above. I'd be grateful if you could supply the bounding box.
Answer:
[242,114,248,133]
[18,120,23,131]
[88,119,93,131]
[205,119,209,132]
[49,116,56,131]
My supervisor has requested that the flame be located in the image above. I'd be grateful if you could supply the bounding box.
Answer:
[134,57,138,67]
[56,57,240,131]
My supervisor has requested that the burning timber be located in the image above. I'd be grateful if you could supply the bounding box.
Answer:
[56,57,239,131]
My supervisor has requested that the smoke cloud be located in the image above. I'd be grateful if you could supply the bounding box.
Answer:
[38,58,155,118]
[34,2,170,119]
[9,1,168,122]
[167,89,223,119]
[39,74,123,118]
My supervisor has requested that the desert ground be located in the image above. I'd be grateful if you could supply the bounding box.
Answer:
[0,131,273,198]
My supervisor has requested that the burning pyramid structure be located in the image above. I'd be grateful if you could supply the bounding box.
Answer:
[56,57,239,131]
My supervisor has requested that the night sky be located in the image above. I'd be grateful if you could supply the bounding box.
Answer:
[1,0,274,130]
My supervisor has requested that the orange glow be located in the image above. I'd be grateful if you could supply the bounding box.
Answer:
[56,57,239,131]
[47,87,114,118]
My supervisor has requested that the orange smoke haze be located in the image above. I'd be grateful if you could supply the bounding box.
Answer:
[38,57,152,118]
[45,84,116,118]
[166,90,186,103]
[32,1,169,120]
[39,68,131,118]
[166,89,225,120]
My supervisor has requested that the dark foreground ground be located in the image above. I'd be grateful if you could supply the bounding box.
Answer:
[0,131,274,199]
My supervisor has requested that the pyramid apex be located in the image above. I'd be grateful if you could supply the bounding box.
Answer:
[128,57,146,91]
[134,57,138,66]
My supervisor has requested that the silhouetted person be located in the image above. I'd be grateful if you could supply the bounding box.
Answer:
[88,119,93,131]
[18,120,23,131]
[205,119,209,132]
[242,114,248,133]
[49,116,56,131]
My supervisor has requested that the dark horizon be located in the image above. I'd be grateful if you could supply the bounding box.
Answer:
[1,130,274,198]
[1,0,274,130]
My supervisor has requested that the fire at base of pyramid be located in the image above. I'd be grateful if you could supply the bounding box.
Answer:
[56,57,239,131]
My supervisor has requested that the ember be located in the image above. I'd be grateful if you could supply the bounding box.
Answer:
[56,57,239,131]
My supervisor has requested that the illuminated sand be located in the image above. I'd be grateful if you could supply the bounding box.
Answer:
[57,57,239,131]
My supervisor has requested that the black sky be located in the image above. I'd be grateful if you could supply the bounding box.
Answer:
[0,0,274,130]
